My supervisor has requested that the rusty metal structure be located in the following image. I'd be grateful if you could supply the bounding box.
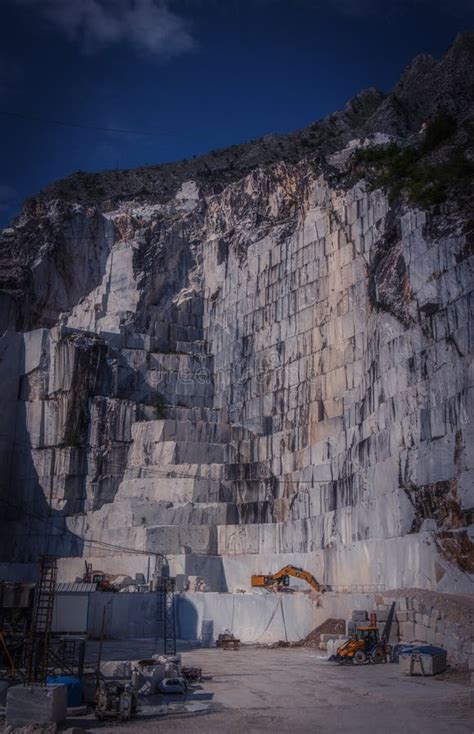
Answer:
[0,582,34,679]
[24,555,57,684]
[156,576,176,656]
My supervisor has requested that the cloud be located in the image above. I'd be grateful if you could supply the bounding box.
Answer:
[9,0,196,57]
[0,185,19,213]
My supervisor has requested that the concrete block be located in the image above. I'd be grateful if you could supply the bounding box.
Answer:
[445,634,461,652]
[415,623,427,641]
[399,622,416,641]
[6,684,67,727]
[396,611,408,623]
[398,597,407,612]
[374,608,389,622]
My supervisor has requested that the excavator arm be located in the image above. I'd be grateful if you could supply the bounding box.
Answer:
[280,565,325,593]
[251,565,325,593]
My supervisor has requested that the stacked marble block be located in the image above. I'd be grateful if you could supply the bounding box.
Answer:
[2,156,472,595]
[57,176,473,592]
[200,177,473,584]
[69,408,257,557]
[389,594,474,669]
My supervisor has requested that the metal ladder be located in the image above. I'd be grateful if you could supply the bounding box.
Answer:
[25,555,57,684]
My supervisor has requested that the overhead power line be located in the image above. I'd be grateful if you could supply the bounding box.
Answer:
[0,433,341,486]
[0,496,156,558]
[0,109,197,139]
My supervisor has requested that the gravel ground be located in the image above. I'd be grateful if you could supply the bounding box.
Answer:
[68,645,472,734]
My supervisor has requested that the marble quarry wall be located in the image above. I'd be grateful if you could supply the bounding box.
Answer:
[0,144,472,595]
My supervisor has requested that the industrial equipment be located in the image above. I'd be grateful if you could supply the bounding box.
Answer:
[156,576,176,656]
[251,565,326,593]
[95,680,137,721]
[334,602,396,665]
[0,582,34,680]
[83,562,116,592]
[216,631,241,650]
[158,677,187,694]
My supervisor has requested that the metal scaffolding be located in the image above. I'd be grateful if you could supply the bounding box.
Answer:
[24,555,57,684]
[156,577,176,656]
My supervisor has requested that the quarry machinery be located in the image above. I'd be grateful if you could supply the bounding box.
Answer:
[334,602,396,665]
[251,565,326,593]
[83,562,117,592]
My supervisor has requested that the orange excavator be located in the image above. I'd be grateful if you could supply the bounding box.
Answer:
[251,565,326,593]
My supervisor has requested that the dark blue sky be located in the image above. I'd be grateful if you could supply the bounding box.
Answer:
[1,0,473,226]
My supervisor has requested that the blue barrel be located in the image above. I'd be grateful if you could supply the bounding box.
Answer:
[47,675,82,706]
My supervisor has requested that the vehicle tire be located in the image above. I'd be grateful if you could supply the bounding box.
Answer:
[353,650,367,665]
[371,646,385,664]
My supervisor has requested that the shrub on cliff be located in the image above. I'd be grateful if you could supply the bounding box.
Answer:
[352,113,472,207]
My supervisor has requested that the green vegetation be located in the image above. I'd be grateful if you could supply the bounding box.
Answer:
[404,152,473,207]
[420,113,457,155]
[353,114,472,207]
[153,391,168,419]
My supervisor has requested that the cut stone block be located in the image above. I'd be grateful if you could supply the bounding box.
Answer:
[415,623,427,640]
[6,684,67,727]
[399,622,416,641]
[351,610,368,622]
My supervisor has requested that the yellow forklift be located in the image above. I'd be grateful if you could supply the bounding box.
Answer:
[333,602,396,665]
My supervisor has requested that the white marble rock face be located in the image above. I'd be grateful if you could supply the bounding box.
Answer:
[0,148,472,594]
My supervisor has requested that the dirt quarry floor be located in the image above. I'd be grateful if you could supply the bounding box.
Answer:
[73,644,472,734]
